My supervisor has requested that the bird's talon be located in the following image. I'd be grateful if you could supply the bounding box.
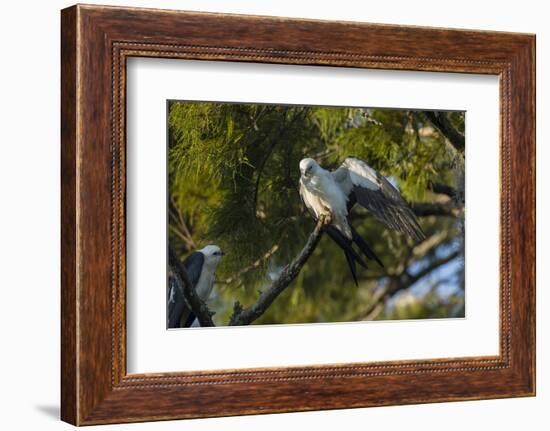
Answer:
[320,214,332,225]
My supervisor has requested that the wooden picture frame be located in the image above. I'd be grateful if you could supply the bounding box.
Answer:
[61,4,535,425]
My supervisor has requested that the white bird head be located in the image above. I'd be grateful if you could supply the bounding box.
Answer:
[299,158,320,178]
[200,244,224,268]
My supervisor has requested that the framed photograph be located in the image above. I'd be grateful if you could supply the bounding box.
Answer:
[61,4,535,425]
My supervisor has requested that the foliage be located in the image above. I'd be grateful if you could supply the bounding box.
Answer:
[168,102,465,325]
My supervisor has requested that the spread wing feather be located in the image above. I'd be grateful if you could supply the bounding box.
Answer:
[334,157,425,242]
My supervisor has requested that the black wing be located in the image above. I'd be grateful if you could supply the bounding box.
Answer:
[338,158,425,242]
[353,177,425,242]
[167,251,204,328]
[182,251,205,285]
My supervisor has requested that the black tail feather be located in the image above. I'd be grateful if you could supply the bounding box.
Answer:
[322,222,385,284]
[322,224,367,285]
[343,249,359,286]
[323,225,367,268]
[350,224,384,268]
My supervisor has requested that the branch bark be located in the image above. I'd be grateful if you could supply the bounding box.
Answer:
[218,243,280,286]
[428,182,457,198]
[412,201,461,218]
[350,199,461,220]
[168,245,215,327]
[357,249,461,321]
[424,111,465,153]
[404,249,460,287]
[229,216,326,326]
[168,197,197,250]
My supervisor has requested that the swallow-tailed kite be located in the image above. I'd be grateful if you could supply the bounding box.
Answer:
[167,245,224,328]
[299,157,425,284]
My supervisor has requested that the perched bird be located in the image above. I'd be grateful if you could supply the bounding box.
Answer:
[299,157,425,284]
[167,245,224,328]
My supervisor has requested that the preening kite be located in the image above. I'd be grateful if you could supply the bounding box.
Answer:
[167,245,224,328]
[299,157,425,284]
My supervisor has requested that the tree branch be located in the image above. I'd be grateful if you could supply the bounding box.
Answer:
[428,181,457,199]
[229,216,326,326]
[168,225,195,250]
[218,243,280,287]
[424,111,465,153]
[350,198,461,221]
[168,245,215,327]
[412,201,461,218]
[168,196,197,250]
[357,249,461,321]
[405,249,460,287]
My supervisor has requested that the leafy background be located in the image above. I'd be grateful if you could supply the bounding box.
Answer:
[168,101,465,325]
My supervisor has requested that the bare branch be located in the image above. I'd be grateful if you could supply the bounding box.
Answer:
[357,283,388,321]
[362,300,385,321]
[229,216,326,326]
[389,231,449,276]
[311,148,336,160]
[218,243,280,286]
[168,196,197,249]
[428,182,457,199]
[168,225,196,250]
[405,249,460,287]
[409,231,448,260]
[424,111,465,153]
[357,249,461,321]
[412,201,461,218]
[168,245,215,327]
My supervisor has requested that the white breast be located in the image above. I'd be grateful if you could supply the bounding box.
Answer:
[303,171,351,238]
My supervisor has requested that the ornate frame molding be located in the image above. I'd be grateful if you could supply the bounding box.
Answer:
[61,5,535,425]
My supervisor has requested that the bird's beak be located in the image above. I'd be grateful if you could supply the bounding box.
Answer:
[220,251,225,256]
